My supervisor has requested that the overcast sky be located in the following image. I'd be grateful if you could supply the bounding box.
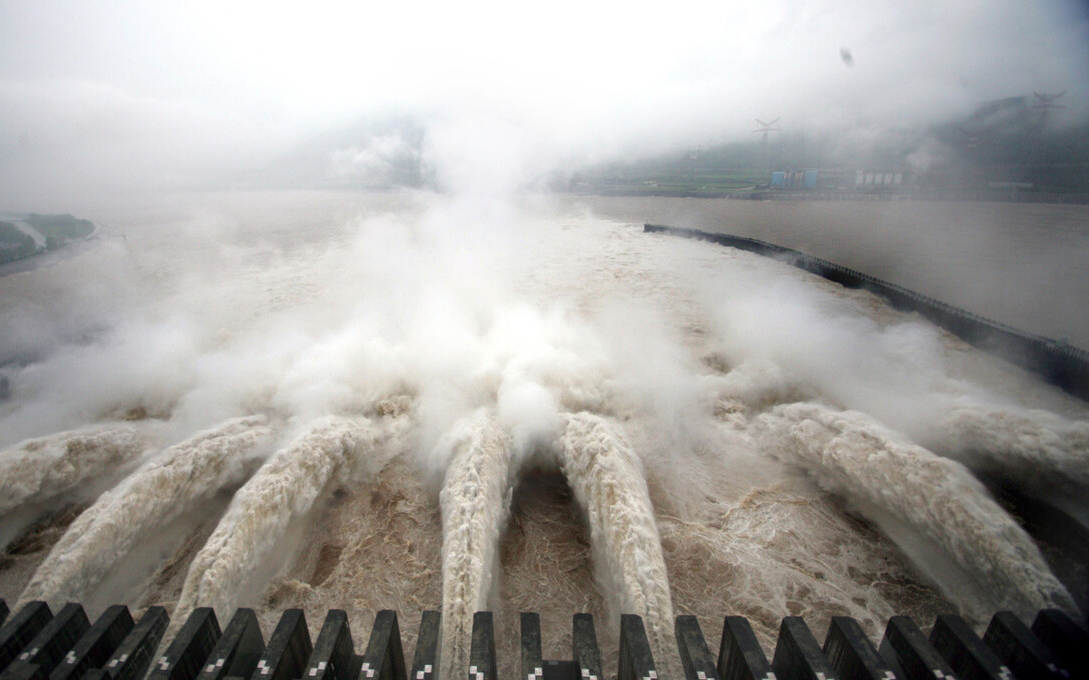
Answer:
[2,0,1088,204]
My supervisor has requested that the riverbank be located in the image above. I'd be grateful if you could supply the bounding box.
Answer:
[0,215,103,278]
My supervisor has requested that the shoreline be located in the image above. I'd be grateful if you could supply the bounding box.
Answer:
[0,220,105,279]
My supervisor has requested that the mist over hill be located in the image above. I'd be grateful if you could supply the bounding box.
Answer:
[222,94,1089,199]
[236,116,429,190]
[561,96,1089,197]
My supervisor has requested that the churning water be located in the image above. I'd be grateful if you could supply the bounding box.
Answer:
[0,191,1086,676]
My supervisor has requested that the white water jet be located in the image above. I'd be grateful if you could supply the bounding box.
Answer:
[173,415,398,621]
[17,415,274,608]
[437,410,514,677]
[751,402,1077,618]
[559,412,675,665]
[939,406,1089,498]
[0,424,149,516]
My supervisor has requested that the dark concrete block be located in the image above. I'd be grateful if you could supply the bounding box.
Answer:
[50,605,133,680]
[618,615,659,680]
[984,611,1067,679]
[929,614,1010,680]
[675,616,719,680]
[1031,609,1089,679]
[822,617,895,680]
[0,603,52,673]
[408,612,439,680]
[717,617,771,680]
[149,608,221,680]
[0,663,46,680]
[878,616,953,680]
[771,617,837,680]
[571,614,603,680]
[521,613,542,680]
[302,610,354,680]
[103,606,170,680]
[195,609,264,680]
[196,610,265,680]
[467,613,496,680]
[251,610,311,680]
[5,603,90,678]
[362,610,407,680]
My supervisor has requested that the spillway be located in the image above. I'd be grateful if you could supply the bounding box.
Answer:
[1,193,1087,677]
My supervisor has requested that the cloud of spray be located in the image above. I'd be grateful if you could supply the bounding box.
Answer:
[2,182,1088,646]
[330,132,419,185]
[686,245,1089,508]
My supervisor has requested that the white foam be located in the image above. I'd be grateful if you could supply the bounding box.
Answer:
[940,405,1089,498]
[751,402,1076,618]
[560,412,674,663]
[173,415,389,620]
[17,415,274,608]
[0,424,149,515]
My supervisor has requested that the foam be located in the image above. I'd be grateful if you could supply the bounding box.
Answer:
[17,415,274,608]
[752,402,1077,618]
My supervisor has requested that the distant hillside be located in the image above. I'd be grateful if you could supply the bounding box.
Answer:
[0,214,95,265]
[563,96,1089,198]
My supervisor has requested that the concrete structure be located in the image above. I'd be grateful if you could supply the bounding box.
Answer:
[1,602,1085,680]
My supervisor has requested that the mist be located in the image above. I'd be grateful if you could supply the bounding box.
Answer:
[3,0,1089,204]
[2,1,1089,674]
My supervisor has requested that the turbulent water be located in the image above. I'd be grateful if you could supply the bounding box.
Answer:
[0,191,1087,676]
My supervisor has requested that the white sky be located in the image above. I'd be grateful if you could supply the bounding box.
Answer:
[2,0,1088,202]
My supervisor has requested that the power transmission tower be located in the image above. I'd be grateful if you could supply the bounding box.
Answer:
[1028,90,1066,168]
[753,118,780,179]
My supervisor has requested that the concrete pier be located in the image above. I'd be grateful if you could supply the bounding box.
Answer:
[195,609,263,680]
[1,601,1086,680]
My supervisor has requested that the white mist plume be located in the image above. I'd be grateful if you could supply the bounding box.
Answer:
[700,265,965,438]
[751,402,1076,618]
[437,410,515,676]
[330,132,418,183]
[17,416,274,608]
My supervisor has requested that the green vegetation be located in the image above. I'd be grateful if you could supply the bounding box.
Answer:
[0,214,95,266]
[0,221,40,264]
[567,159,769,197]
[565,97,1089,199]
[26,214,95,249]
